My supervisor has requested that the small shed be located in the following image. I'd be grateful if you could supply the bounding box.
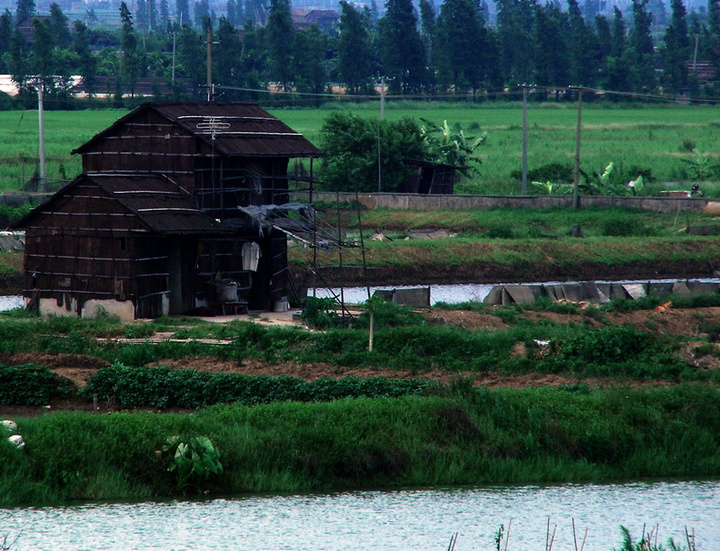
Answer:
[12,102,323,320]
[403,159,461,194]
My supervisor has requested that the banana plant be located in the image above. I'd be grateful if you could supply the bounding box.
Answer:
[420,119,487,175]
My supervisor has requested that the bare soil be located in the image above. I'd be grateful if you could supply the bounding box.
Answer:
[2,304,719,416]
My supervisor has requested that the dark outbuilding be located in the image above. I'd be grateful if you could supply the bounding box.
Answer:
[12,102,322,320]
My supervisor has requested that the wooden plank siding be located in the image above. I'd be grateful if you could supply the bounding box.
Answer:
[14,102,322,319]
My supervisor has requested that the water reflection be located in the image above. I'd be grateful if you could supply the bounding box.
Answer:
[2,481,718,550]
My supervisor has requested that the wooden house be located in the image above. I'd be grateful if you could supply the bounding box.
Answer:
[13,102,322,320]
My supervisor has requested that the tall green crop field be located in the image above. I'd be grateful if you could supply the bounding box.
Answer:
[2,103,720,194]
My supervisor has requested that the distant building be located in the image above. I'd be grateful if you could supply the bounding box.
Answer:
[291,8,339,32]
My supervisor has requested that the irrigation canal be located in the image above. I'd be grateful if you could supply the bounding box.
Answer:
[313,278,720,306]
[2,481,718,549]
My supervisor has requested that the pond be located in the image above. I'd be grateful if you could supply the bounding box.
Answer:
[2,481,718,550]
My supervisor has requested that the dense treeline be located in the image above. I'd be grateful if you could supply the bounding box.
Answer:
[1,0,720,109]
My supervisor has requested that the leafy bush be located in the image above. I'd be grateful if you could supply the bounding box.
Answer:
[601,217,654,237]
[485,225,514,239]
[82,363,433,409]
[560,325,654,364]
[0,364,76,405]
[163,436,223,492]
[354,299,426,330]
[511,162,574,183]
[300,297,342,329]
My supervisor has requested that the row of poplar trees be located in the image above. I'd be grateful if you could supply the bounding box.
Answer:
[2,0,720,107]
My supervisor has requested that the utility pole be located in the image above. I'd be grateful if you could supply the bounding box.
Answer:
[206,24,213,101]
[37,80,47,193]
[521,84,529,195]
[378,76,388,120]
[572,87,584,209]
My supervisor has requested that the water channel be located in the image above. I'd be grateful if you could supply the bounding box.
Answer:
[313,278,720,306]
[2,481,718,550]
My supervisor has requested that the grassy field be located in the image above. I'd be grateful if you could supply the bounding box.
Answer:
[3,103,720,194]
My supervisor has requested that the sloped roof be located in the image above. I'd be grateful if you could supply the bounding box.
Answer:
[72,102,323,158]
[11,174,229,236]
[93,175,227,234]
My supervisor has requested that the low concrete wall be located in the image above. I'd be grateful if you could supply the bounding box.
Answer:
[34,296,137,321]
[294,191,720,214]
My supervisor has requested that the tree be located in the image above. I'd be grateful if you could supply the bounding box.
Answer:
[319,111,426,192]
[215,17,242,88]
[239,20,267,99]
[193,0,210,28]
[266,0,294,91]
[533,2,569,94]
[6,28,29,93]
[435,0,489,94]
[176,0,190,26]
[15,0,35,23]
[136,0,148,30]
[0,10,12,72]
[159,0,170,31]
[595,14,612,61]
[74,20,98,100]
[226,0,242,25]
[177,24,205,88]
[603,7,632,93]
[494,0,536,84]
[31,17,55,77]
[662,0,690,93]
[291,26,327,94]
[378,0,427,93]
[419,0,437,88]
[567,0,599,87]
[49,3,71,49]
[120,1,141,98]
[629,0,656,92]
[337,1,373,94]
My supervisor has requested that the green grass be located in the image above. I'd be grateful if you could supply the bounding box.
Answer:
[279,102,720,195]
[3,384,720,505]
[4,104,720,194]
[0,109,123,191]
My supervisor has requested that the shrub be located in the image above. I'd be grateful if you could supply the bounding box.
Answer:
[163,435,223,492]
[511,162,574,183]
[560,325,654,364]
[82,363,433,409]
[601,217,653,237]
[300,297,342,329]
[0,364,76,405]
[354,300,426,330]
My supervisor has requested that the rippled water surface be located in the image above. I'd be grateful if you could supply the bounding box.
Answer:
[2,481,718,550]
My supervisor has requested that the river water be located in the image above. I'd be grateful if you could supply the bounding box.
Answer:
[2,481,718,550]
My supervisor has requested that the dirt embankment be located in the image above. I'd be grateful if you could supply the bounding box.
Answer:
[291,257,720,287]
